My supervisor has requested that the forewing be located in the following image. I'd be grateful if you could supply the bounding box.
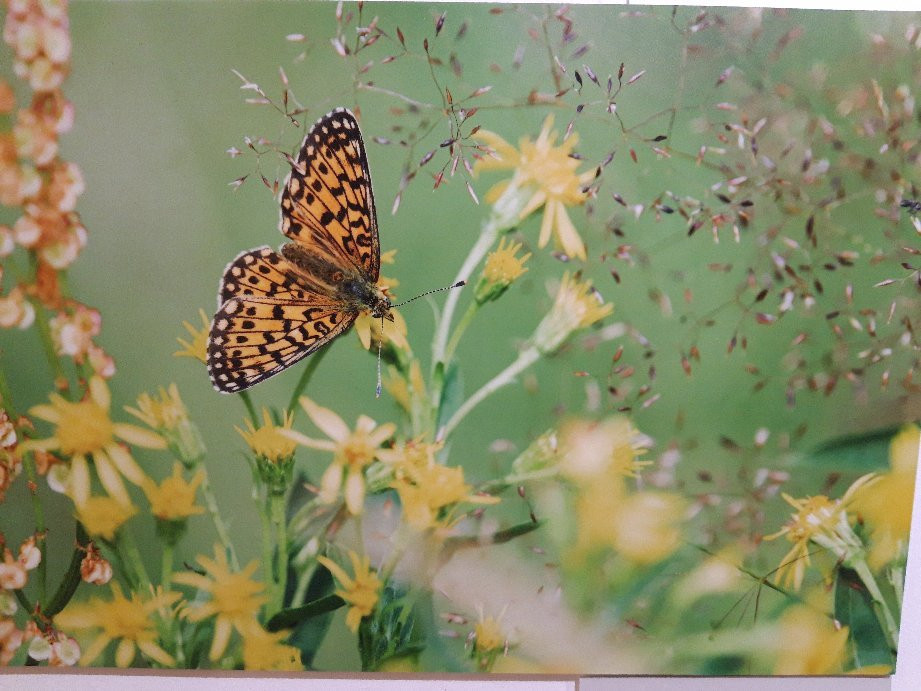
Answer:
[207,295,356,393]
[280,108,380,280]
[217,246,309,306]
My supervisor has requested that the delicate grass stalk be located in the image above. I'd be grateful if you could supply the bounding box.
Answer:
[442,300,480,366]
[197,465,239,571]
[852,557,900,651]
[441,345,540,438]
[22,455,47,602]
[287,347,328,420]
[238,390,259,428]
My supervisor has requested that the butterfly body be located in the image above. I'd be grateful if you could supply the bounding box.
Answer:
[207,108,387,393]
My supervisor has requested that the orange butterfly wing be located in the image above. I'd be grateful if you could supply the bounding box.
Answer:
[208,108,381,393]
[279,107,380,280]
[208,294,356,393]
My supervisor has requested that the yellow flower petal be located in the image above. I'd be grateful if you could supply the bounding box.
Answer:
[92,449,131,505]
[299,397,350,442]
[113,422,167,450]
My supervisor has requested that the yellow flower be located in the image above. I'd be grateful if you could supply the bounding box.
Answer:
[355,305,409,352]
[773,605,849,675]
[26,376,165,504]
[475,237,531,304]
[608,491,685,564]
[852,425,919,569]
[239,622,302,671]
[283,397,396,515]
[54,583,179,667]
[382,360,426,413]
[236,408,297,464]
[125,383,206,464]
[142,463,205,521]
[317,550,382,633]
[125,383,188,431]
[173,544,267,661]
[558,416,650,485]
[74,495,137,541]
[474,606,508,654]
[174,308,209,363]
[474,115,595,260]
[386,445,499,531]
[532,272,613,354]
[765,474,876,591]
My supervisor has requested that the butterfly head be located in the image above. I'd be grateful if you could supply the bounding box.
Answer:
[369,291,393,322]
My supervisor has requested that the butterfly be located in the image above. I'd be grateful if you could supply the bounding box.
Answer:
[207,108,393,393]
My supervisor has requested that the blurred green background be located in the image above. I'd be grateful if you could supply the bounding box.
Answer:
[2,2,921,669]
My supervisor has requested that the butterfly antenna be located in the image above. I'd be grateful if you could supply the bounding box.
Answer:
[375,315,384,398]
[392,281,466,308]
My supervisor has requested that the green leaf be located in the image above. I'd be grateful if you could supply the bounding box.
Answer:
[834,567,894,670]
[436,361,464,431]
[280,563,340,667]
[802,427,897,473]
[266,593,345,632]
[358,585,426,671]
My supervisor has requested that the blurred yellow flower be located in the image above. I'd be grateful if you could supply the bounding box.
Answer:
[773,605,849,675]
[533,272,613,353]
[74,495,137,541]
[26,376,165,504]
[173,544,267,661]
[142,463,205,521]
[283,397,395,515]
[474,606,508,654]
[765,473,876,591]
[354,305,409,351]
[239,622,302,671]
[611,491,685,564]
[852,425,919,570]
[559,416,650,485]
[474,115,594,260]
[317,550,381,634]
[236,408,297,464]
[174,308,209,363]
[54,583,179,667]
[476,237,531,304]
[382,360,426,413]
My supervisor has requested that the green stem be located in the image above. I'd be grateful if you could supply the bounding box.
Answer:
[117,530,151,592]
[258,486,274,608]
[0,367,15,412]
[45,523,89,617]
[853,557,900,651]
[442,300,480,366]
[292,562,317,608]
[441,345,540,438]
[269,491,289,614]
[287,347,328,420]
[23,455,47,603]
[431,221,499,371]
[197,465,240,571]
[238,390,260,428]
[161,543,174,591]
[31,297,69,398]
